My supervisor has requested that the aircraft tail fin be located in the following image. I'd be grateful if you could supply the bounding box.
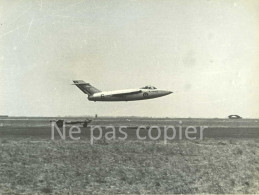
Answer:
[73,80,101,95]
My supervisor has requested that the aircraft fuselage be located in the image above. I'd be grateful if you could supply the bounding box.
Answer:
[88,89,172,101]
[73,81,173,102]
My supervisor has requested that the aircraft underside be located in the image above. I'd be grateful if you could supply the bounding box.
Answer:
[88,92,166,101]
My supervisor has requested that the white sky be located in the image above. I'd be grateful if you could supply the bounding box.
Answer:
[0,0,259,118]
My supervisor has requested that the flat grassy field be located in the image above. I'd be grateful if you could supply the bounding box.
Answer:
[0,117,258,193]
[0,137,258,194]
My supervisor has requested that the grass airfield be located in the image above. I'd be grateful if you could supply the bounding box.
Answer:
[0,117,258,194]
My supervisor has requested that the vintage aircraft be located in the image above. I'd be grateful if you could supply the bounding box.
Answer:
[73,80,172,101]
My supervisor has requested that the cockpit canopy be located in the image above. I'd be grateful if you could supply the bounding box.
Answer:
[141,85,157,89]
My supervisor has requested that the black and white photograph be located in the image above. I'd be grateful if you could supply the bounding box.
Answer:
[0,0,259,194]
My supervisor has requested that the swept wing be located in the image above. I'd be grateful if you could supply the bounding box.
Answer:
[104,89,142,97]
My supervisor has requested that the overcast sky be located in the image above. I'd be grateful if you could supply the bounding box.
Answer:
[0,0,258,118]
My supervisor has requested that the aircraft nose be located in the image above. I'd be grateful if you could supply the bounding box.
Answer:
[162,90,173,95]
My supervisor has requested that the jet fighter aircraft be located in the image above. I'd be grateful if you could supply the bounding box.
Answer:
[73,80,172,102]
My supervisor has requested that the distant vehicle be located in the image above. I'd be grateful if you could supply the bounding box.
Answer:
[72,80,173,101]
[51,119,92,128]
[228,115,242,119]
[0,115,8,118]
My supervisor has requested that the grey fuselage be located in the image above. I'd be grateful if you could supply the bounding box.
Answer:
[88,89,172,102]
